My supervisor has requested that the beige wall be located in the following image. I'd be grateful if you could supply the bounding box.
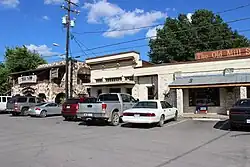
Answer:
[88,56,250,101]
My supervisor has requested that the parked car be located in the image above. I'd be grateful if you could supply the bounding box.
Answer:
[6,96,42,116]
[229,98,250,129]
[29,102,62,118]
[77,93,138,126]
[62,97,97,121]
[0,96,11,112]
[122,100,178,127]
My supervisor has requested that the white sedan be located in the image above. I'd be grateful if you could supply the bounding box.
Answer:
[122,100,178,127]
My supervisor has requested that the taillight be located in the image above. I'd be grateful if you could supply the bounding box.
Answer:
[14,102,18,111]
[35,108,41,110]
[102,103,107,111]
[123,113,128,116]
[145,113,156,117]
[76,104,79,110]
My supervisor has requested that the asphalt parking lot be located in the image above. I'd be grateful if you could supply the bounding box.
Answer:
[0,114,249,167]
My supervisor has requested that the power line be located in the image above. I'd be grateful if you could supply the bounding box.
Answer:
[71,34,97,57]
[71,17,250,53]
[73,3,250,35]
[74,35,250,58]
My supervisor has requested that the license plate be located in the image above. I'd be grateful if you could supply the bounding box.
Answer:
[84,113,93,117]
[246,119,250,124]
[200,107,206,110]
[66,106,70,109]
[134,114,140,117]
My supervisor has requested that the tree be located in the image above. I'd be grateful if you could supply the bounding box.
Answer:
[0,46,47,94]
[4,46,47,73]
[148,9,250,63]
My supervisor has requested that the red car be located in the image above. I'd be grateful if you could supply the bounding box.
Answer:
[62,97,97,121]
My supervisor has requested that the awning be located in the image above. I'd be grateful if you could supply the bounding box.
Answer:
[82,81,135,87]
[169,73,250,89]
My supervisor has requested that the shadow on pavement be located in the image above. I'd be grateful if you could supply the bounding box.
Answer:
[213,119,250,134]
[213,120,230,131]
[78,120,109,126]
[121,123,156,129]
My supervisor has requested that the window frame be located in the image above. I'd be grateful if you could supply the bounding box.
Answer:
[189,88,220,107]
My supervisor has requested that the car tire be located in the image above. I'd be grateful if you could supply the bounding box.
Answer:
[21,108,29,116]
[158,115,165,127]
[111,112,120,126]
[230,122,237,131]
[174,111,178,121]
[40,110,47,118]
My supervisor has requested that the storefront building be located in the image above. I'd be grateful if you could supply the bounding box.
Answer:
[10,61,90,103]
[84,48,250,116]
[10,47,250,114]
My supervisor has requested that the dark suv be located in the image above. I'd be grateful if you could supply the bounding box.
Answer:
[6,96,42,116]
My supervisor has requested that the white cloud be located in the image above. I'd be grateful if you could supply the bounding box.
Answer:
[44,0,79,5]
[26,44,59,57]
[146,25,163,39]
[83,0,167,38]
[187,13,193,23]
[42,16,50,20]
[0,0,20,8]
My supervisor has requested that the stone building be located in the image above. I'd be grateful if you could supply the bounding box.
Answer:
[10,60,90,103]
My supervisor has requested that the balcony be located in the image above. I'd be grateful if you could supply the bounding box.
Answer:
[18,75,37,84]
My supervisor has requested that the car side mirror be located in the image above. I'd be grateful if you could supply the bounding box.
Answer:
[136,99,139,102]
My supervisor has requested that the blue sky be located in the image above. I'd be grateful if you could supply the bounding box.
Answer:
[0,0,250,63]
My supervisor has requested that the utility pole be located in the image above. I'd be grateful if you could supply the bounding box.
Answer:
[61,0,80,100]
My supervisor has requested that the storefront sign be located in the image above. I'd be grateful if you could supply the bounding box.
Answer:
[50,68,59,79]
[195,47,250,60]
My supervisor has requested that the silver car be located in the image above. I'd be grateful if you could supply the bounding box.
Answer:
[29,102,62,118]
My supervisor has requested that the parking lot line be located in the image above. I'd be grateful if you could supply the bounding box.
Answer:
[165,119,188,127]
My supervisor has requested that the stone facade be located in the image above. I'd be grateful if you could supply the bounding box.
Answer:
[11,61,90,102]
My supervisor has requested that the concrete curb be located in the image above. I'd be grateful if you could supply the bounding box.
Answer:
[192,118,221,122]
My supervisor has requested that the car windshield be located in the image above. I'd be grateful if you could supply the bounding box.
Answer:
[132,101,158,109]
[35,103,47,106]
[234,99,250,107]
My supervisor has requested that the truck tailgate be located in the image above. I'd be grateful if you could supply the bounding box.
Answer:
[79,102,103,113]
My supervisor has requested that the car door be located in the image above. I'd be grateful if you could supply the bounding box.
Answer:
[45,103,53,115]
[160,101,168,120]
[121,94,132,111]
[48,103,60,115]
[165,101,175,117]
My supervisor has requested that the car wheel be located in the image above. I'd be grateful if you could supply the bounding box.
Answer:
[174,111,178,121]
[111,112,120,126]
[158,115,165,127]
[21,108,29,116]
[40,110,47,118]
[230,122,237,131]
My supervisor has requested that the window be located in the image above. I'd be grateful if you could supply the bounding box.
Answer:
[109,88,121,93]
[234,99,250,107]
[126,88,132,95]
[161,101,167,109]
[17,97,27,103]
[48,103,58,107]
[98,94,119,102]
[130,96,136,103]
[0,97,1,102]
[189,88,220,106]
[7,97,11,101]
[2,97,6,102]
[165,101,172,108]
[97,89,102,96]
[121,94,130,102]
[148,87,155,100]
[133,101,158,109]
[28,98,36,103]
[36,103,47,106]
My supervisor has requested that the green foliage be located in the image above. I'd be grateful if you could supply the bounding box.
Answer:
[149,9,250,63]
[4,46,47,73]
[0,46,47,94]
